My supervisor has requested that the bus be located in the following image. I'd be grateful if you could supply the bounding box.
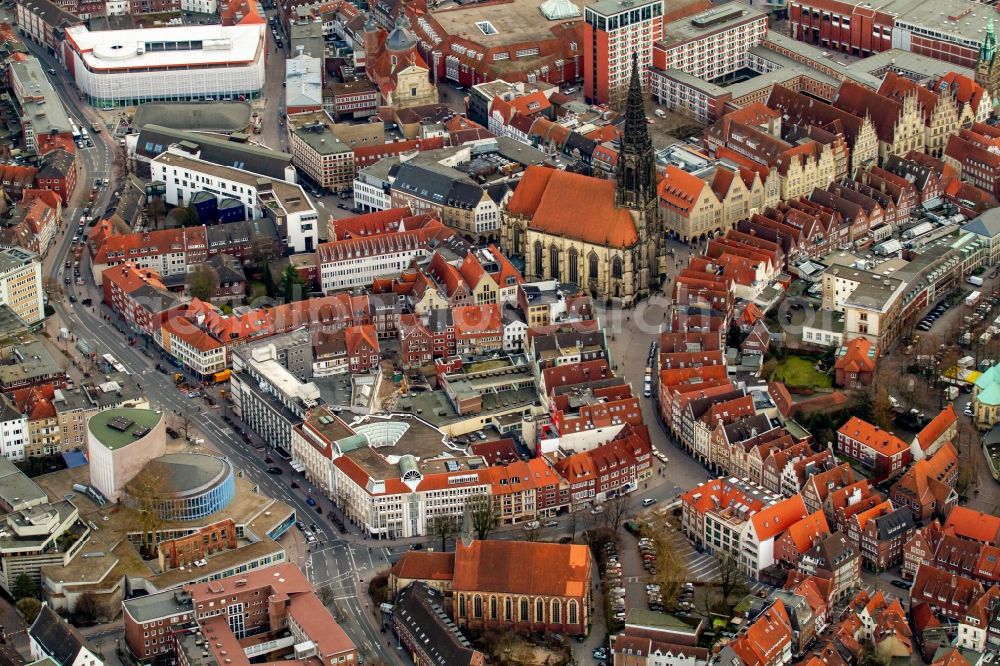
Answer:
[71,123,82,142]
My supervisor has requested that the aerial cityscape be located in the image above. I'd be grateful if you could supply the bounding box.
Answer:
[0,0,997,663]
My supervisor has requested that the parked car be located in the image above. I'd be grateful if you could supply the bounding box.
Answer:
[267,466,283,474]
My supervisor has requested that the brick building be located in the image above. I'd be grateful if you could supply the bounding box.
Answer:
[452,540,592,635]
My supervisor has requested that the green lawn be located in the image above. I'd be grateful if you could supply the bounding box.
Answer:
[773,356,833,389]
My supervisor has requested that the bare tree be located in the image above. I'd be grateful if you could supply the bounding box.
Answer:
[603,493,633,534]
[567,511,578,543]
[75,591,101,625]
[465,493,497,541]
[716,552,748,604]
[316,584,335,607]
[430,514,456,552]
[43,277,64,301]
[128,463,169,558]
[172,410,194,441]
[522,522,541,542]
[147,196,166,230]
[654,530,688,611]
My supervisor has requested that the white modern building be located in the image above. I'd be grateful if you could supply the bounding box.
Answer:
[87,408,166,502]
[0,404,28,461]
[151,151,320,252]
[230,342,321,453]
[0,248,45,325]
[62,23,266,107]
[352,162,394,212]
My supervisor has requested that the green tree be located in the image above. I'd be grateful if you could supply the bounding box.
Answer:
[16,597,42,623]
[187,265,219,301]
[466,492,498,541]
[280,264,309,302]
[11,572,38,600]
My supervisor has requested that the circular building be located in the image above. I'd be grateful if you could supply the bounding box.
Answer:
[88,408,166,502]
[123,453,235,521]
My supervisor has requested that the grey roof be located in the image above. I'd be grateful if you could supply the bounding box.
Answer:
[393,583,480,665]
[8,57,73,135]
[205,218,279,250]
[206,253,247,284]
[18,0,79,33]
[0,246,36,272]
[114,176,147,227]
[883,154,934,191]
[392,162,483,209]
[290,21,325,59]
[385,15,416,51]
[0,455,46,512]
[132,102,252,133]
[37,149,74,179]
[28,606,91,666]
[123,589,192,623]
[723,414,773,444]
[136,124,292,180]
[286,54,323,109]
[874,507,915,541]
[963,208,1000,240]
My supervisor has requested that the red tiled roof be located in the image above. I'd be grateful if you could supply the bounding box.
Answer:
[877,72,939,124]
[453,303,502,336]
[344,324,379,357]
[938,73,987,115]
[943,505,1000,544]
[835,337,876,374]
[452,540,591,598]
[784,510,831,554]
[159,316,224,352]
[658,165,707,215]
[750,495,808,542]
[507,166,638,247]
[915,406,957,453]
[731,599,793,666]
[13,384,56,421]
[834,82,902,143]
[838,417,908,457]
[389,551,456,582]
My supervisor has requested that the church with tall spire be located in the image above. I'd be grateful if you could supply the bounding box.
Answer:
[616,53,664,294]
[499,52,665,305]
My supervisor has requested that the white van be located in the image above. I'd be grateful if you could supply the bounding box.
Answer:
[654,108,666,118]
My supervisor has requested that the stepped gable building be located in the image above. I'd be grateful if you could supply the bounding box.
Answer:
[501,55,665,304]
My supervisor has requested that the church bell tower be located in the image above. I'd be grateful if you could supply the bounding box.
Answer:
[615,53,663,294]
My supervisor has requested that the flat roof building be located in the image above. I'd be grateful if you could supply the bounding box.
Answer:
[63,23,266,107]
[88,408,166,501]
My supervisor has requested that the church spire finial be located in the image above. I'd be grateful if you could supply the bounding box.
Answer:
[621,52,651,151]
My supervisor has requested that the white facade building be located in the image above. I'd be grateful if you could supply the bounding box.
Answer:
[63,23,265,106]
[151,151,319,253]
[0,406,28,461]
[352,165,393,212]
